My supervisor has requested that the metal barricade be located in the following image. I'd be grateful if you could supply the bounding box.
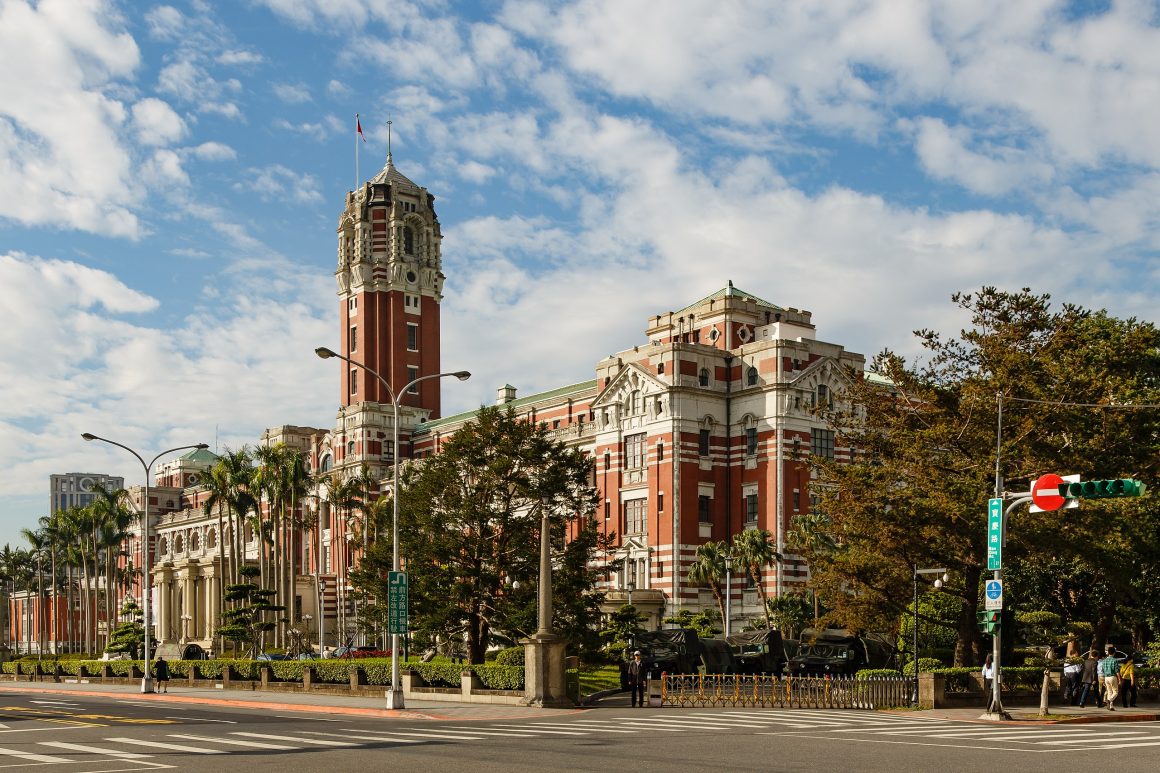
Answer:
[659,673,911,709]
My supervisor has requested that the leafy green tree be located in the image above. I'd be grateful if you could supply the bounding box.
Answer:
[763,594,812,639]
[218,566,282,657]
[664,608,721,639]
[687,541,729,624]
[351,407,602,663]
[800,288,1160,665]
[602,604,647,659]
[732,529,780,627]
[105,598,153,657]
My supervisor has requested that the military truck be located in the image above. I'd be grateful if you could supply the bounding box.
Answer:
[786,628,896,676]
[726,628,787,675]
[620,629,738,687]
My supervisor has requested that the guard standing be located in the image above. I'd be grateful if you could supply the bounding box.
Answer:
[627,650,646,708]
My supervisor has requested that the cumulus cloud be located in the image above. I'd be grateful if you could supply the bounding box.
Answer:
[189,141,237,161]
[131,98,187,146]
[273,82,312,103]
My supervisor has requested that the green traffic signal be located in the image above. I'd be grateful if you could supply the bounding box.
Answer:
[976,610,1001,635]
[1059,478,1147,499]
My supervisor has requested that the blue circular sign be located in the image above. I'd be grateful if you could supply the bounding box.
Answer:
[985,580,1002,599]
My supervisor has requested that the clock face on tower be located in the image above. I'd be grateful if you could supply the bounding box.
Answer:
[405,269,418,285]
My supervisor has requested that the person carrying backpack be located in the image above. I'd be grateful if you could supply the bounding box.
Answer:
[1098,645,1120,710]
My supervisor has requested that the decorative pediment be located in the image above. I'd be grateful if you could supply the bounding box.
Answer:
[591,364,666,410]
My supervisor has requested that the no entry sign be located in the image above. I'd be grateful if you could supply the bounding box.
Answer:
[1031,473,1066,512]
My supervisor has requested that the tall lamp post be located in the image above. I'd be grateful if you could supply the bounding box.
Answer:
[912,565,948,705]
[315,346,470,710]
[81,434,207,693]
[723,554,734,637]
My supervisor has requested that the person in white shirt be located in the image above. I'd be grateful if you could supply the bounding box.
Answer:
[981,653,995,712]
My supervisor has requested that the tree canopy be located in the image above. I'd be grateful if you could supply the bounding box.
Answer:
[800,288,1160,665]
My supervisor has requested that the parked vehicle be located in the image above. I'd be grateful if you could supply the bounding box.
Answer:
[786,629,896,676]
[726,628,786,675]
[620,629,742,688]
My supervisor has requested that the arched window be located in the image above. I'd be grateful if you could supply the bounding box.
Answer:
[402,226,414,255]
[747,366,758,386]
[320,454,332,472]
[631,390,641,415]
[699,368,710,387]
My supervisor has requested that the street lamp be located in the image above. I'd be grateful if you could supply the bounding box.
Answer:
[81,434,207,693]
[912,565,949,705]
[314,346,470,709]
[723,554,734,637]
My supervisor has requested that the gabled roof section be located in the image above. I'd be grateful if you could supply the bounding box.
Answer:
[676,280,782,315]
[370,157,421,193]
[415,379,598,435]
[591,363,667,409]
[787,355,856,388]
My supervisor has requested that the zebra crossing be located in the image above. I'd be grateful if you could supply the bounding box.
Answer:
[0,711,1156,765]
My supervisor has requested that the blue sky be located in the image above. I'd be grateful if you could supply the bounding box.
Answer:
[2,0,1159,547]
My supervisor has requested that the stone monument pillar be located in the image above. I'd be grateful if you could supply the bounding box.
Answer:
[522,512,570,707]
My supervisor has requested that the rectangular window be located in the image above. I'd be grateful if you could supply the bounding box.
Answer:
[624,433,645,469]
[657,442,664,462]
[623,499,647,535]
[407,323,418,351]
[349,326,357,352]
[407,366,419,393]
[745,493,758,524]
[604,499,610,520]
[603,452,611,470]
[792,489,801,512]
[698,494,712,524]
[349,368,358,395]
[746,427,758,456]
[658,491,664,512]
[699,429,711,456]
[811,428,835,459]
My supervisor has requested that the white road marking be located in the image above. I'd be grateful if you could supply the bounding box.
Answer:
[0,745,71,762]
[168,733,297,750]
[353,730,485,741]
[107,737,225,754]
[1035,733,1152,745]
[309,730,424,744]
[434,726,544,737]
[487,724,588,736]
[231,732,357,746]
[521,722,636,734]
[170,717,235,723]
[40,741,154,758]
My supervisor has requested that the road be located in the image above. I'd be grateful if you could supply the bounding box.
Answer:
[0,691,1159,772]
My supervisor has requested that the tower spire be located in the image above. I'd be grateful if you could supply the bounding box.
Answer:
[386,118,393,168]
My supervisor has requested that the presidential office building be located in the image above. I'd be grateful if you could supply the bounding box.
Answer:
[308,152,867,632]
[8,152,865,654]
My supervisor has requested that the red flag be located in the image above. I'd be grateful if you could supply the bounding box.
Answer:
[357,117,367,142]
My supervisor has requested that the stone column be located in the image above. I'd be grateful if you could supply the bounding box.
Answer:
[154,566,172,647]
[522,512,570,707]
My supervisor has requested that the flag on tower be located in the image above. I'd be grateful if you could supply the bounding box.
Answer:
[356,115,367,142]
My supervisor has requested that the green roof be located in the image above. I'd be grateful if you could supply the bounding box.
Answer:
[676,281,782,315]
[864,371,895,387]
[180,448,220,464]
[416,379,598,434]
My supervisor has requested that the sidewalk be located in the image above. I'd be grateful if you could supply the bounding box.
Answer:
[0,680,582,721]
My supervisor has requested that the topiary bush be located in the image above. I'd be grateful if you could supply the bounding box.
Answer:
[494,647,525,666]
[471,664,523,690]
[902,658,944,676]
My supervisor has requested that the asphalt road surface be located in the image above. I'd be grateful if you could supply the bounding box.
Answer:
[1,692,1159,772]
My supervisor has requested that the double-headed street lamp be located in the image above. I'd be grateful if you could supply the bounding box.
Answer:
[912,565,949,706]
[81,434,207,693]
[314,346,470,710]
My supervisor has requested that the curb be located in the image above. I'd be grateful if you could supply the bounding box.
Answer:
[581,687,623,705]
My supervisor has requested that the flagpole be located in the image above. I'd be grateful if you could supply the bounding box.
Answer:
[355,113,360,191]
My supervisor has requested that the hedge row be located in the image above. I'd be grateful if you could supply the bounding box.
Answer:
[1,658,526,691]
[929,666,1160,692]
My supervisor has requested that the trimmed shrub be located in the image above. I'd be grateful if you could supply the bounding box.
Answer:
[269,661,306,681]
[411,662,464,687]
[471,664,523,690]
[856,669,902,679]
[902,658,944,676]
[494,647,525,667]
[930,667,975,693]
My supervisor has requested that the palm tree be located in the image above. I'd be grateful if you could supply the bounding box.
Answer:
[323,473,362,638]
[89,482,134,651]
[18,528,47,654]
[0,545,33,653]
[731,528,781,628]
[687,541,729,625]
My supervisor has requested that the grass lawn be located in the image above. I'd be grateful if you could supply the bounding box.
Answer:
[579,664,622,696]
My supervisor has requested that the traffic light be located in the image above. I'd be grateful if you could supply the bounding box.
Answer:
[977,610,1001,635]
[1060,478,1147,499]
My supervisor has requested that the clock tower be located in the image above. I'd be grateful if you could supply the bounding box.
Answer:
[332,152,445,477]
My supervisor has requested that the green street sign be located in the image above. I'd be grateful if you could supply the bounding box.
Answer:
[387,571,409,635]
[986,498,1003,571]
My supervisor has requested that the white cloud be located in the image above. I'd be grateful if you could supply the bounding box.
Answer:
[273,118,329,141]
[273,82,312,103]
[217,49,264,66]
[910,117,1053,196]
[131,98,187,146]
[326,79,351,98]
[145,5,185,40]
[157,59,243,120]
[189,141,236,161]
[233,164,323,204]
[0,0,142,237]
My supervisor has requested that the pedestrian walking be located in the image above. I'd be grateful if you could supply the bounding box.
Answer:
[1077,650,1099,708]
[1063,657,1083,705]
[981,654,995,713]
[154,656,170,694]
[1098,645,1120,710]
[627,650,646,708]
[1119,657,1138,708]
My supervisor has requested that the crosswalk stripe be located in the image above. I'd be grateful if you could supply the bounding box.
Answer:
[611,717,762,729]
[520,723,635,734]
[435,726,544,737]
[571,722,686,732]
[356,730,486,741]
[0,746,70,762]
[39,741,153,758]
[1067,740,1160,749]
[1036,733,1151,745]
[168,733,299,750]
[231,732,357,746]
[105,737,224,754]
[488,725,588,736]
[309,730,425,744]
